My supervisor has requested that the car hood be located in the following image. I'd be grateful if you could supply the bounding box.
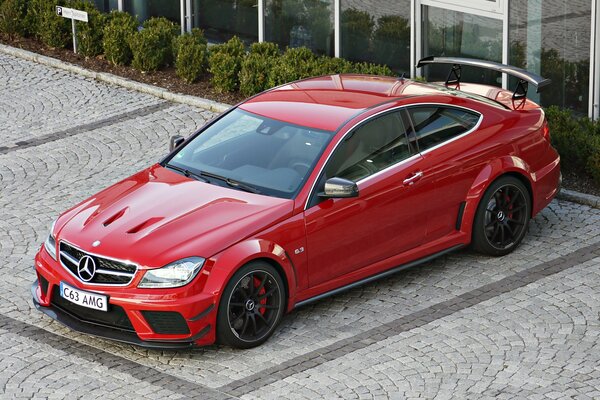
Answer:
[56,164,294,268]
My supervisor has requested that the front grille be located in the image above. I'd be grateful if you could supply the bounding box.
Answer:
[59,242,137,285]
[141,311,190,335]
[51,286,134,331]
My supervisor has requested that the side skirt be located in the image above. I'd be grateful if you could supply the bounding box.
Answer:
[294,244,464,308]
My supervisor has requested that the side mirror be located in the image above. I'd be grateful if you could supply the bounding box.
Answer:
[319,177,359,198]
[169,135,185,152]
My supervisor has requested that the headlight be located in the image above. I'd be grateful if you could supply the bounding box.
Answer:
[44,219,57,260]
[138,257,205,288]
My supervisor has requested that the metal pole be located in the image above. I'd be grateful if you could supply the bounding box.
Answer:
[334,0,340,57]
[71,18,77,54]
[117,0,123,11]
[258,0,264,42]
[186,0,192,33]
[180,0,185,34]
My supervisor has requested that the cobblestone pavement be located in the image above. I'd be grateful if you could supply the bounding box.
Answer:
[1,53,600,399]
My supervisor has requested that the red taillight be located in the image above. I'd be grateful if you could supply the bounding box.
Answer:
[542,120,550,142]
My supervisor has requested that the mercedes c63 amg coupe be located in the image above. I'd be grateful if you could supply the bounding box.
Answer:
[33,57,561,349]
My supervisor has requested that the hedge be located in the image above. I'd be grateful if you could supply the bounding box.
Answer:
[0,0,27,38]
[130,17,179,72]
[102,11,137,66]
[173,29,208,83]
[546,106,600,184]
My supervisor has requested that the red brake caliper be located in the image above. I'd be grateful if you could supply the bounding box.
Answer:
[254,276,267,315]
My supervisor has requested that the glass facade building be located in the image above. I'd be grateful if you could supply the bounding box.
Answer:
[107,0,599,119]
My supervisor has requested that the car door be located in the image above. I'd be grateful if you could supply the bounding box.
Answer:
[405,105,483,241]
[303,109,434,288]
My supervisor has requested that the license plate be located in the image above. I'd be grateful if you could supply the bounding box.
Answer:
[60,282,108,312]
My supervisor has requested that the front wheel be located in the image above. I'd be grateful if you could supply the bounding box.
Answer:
[216,261,285,349]
[472,176,531,256]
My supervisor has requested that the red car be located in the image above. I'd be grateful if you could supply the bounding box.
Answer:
[33,57,561,349]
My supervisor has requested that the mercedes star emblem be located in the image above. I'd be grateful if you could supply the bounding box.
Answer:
[77,255,96,282]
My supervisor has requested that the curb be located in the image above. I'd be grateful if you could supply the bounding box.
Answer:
[557,189,600,209]
[0,44,230,113]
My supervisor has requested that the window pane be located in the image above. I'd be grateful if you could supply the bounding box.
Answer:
[340,1,411,73]
[93,0,119,12]
[326,112,412,182]
[422,6,503,86]
[509,0,591,115]
[194,0,258,43]
[124,0,180,24]
[409,107,479,151]
[264,0,334,56]
[171,110,334,198]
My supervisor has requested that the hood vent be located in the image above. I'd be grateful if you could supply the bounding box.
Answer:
[127,217,164,234]
[103,208,127,227]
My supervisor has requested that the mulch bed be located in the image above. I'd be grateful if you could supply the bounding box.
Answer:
[2,34,599,198]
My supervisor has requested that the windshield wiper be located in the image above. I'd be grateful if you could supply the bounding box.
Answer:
[199,171,262,194]
[165,164,208,182]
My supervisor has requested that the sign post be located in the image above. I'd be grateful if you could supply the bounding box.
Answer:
[55,6,89,54]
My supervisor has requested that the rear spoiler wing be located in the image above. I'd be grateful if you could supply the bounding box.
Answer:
[416,56,551,100]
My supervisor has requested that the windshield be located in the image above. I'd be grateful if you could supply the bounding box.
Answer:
[167,109,335,199]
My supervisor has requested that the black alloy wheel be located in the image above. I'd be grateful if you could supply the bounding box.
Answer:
[216,261,285,348]
[472,176,531,256]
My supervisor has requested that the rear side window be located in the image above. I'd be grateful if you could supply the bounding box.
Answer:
[407,106,480,151]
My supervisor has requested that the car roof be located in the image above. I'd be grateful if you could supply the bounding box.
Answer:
[239,74,451,132]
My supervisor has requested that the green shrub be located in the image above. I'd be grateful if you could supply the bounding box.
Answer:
[0,0,27,38]
[102,11,137,65]
[546,106,600,184]
[172,27,206,59]
[24,0,52,38]
[209,36,245,92]
[173,30,208,83]
[129,17,179,72]
[249,41,279,57]
[39,0,71,48]
[239,52,278,96]
[69,0,105,57]
[267,47,315,87]
[349,61,394,76]
[316,56,353,75]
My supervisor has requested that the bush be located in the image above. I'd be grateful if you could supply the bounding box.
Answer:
[546,106,600,184]
[209,36,245,92]
[349,61,395,76]
[172,27,206,59]
[316,56,353,75]
[173,29,208,83]
[267,47,315,87]
[70,0,105,57]
[0,0,27,38]
[102,11,137,65]
[129,17,179,72]
[38,0,71,48]
[24,0,51,38]
[249,41,279,57]
[239,53,276,96]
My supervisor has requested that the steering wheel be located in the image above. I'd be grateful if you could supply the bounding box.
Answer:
[291,161,311,176]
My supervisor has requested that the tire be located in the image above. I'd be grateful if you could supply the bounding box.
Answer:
[216,261,285,349]
[471,176,531,256]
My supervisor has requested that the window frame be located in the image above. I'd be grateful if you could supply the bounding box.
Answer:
[304,103,483,210]
[404,104,483,155]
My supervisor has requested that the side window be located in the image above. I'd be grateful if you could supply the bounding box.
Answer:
[325,111,413,182]
[408,107,480,151]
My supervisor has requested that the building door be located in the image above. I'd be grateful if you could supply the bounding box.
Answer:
[413,0,508,88]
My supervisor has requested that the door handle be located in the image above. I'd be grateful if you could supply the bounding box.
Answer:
[403,171,423,186]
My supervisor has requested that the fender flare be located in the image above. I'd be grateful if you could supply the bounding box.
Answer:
[203,239,298,313]
[461,156,534,238]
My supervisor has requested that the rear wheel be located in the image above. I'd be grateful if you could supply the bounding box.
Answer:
[472,176,531,256]
[216,261,285,348]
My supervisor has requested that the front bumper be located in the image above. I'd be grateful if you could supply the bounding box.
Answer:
[32,247,219,349]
